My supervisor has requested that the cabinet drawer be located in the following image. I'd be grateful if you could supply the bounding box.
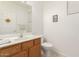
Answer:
[22,40,33,50]
[0,44,21,57]
[34,38,41,45]
[13,50,28,57]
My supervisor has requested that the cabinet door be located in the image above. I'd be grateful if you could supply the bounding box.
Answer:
[29,44,41,57]
[22,40,33,50]
[13,50,28,57]
[0,44,21,57]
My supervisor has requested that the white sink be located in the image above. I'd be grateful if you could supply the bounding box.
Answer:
[0,34,35,45]
[8,37,20,42]
[0,39,11,45]
[0,36,19,44]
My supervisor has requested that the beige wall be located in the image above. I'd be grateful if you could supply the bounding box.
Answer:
[43,1,79,56]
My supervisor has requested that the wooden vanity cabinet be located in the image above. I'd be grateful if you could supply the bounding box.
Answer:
[0,37,41,57]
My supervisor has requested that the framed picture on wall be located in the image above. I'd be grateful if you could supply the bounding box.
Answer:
[53,15,58,22]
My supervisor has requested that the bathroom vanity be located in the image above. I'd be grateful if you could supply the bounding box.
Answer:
[0,36,41,57]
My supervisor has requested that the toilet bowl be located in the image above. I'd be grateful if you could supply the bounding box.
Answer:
[41,42,53,57]
[42,42,53,49]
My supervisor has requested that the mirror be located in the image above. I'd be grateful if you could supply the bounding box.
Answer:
[0,1,32,34]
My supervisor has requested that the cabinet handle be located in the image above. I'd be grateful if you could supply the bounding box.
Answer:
[26,46,32,48]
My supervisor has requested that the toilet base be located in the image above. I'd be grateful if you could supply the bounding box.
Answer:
[42,46,52,57]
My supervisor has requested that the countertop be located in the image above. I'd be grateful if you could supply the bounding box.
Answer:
[0,35,41,48]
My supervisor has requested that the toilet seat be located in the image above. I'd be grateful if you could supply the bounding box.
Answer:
[42,42,53,48]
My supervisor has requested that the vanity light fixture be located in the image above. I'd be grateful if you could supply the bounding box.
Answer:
[5,18,11,23]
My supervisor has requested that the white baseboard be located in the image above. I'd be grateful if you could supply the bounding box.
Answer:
[52,47,66,57]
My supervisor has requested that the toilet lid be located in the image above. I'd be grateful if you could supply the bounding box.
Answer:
[42,42,53,47]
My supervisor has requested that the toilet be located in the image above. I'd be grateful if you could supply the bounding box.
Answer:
[41,37,53,57]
